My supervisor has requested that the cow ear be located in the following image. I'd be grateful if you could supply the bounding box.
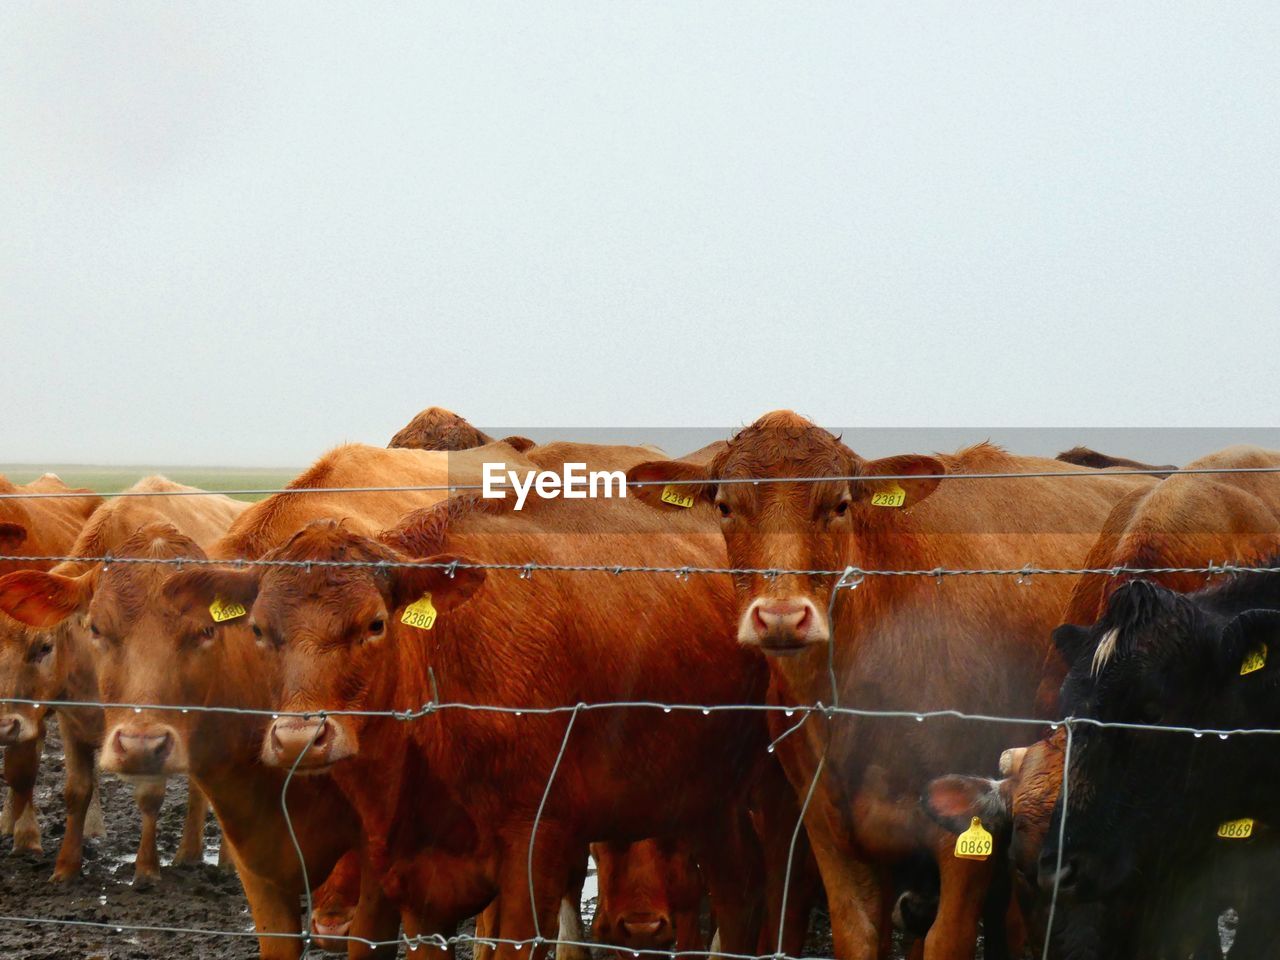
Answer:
[499,435,537,453]
[1221,608,1280,680]
[0,569,95,628]
[163,568,261,623]
[857,455,944,509]
[626,460,714,510]
[391,554,486,614]
[921,774,1010,837]
[1052,623,1095,670]
[0,522,28,551]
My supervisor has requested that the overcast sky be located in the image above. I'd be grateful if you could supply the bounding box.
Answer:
[3,3,1279,467]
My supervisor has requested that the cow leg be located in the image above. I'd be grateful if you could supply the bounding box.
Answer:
[132,778,165,883]
[493,832,576,960]
[346,848,400,960]
[755,762,820,956]
[474,899,499,960]
[805,833,883,960]
[3,738,42,854]
[233,857,306,960]
[403,914,457,959]
[310,848,361,952]
[173,778,209,865]
[556,851,590,960]
[692,808,765,958]
[921,845,993,960]
[51,733,96,881]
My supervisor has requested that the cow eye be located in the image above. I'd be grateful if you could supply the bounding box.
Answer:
[250,622,264,642]
[834,500,851,517]
[716,502,731,518]
[369,618,385,635]
[32,641,53,662]
[89,623,102,638]
[199,625,216,643]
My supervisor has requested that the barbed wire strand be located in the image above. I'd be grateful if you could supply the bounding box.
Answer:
[7,461,1280,502]
[527,703,584,949]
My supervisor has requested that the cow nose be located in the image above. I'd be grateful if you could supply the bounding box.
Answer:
[113,727,174,772]
[268,717,332,768]
[617,913,672,946]
[0,715,23,743]
[752,601,812,639]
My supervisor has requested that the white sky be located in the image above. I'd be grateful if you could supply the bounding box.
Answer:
[3,3,1279,466]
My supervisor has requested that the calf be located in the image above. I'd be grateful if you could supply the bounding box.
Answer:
[167,490,772,960]
[591,839,706,956]
[627,411,1153,960]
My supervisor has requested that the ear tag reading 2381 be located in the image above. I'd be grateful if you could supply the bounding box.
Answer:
[209,598,246,623]
[870,483,907,508]
[1240,643,1268,676]
[660,485,696,509]
[1217,818,1254,840]
[401,594,438,631]
[954,817,994,860]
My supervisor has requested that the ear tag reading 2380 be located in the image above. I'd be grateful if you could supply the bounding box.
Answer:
[1240,643,1267,676]
[954,817,993,860]
[870,483,907,508]
[209,598,246,623]
[660,485,696,509]
[1217,818,1254,840]
[401,594,438,631]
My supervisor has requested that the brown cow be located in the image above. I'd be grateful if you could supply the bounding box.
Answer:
[164,487,771,960]
[389,406,536,454]
[0,472,101,854]
[626,411,1153,960]
[1053,447,1176,475]
[0,477,245,881]
[591,839,706,955]
[1035,444,1280,714]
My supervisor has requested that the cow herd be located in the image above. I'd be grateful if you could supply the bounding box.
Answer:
[1,406,1279,960]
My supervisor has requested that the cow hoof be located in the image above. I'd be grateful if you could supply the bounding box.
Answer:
[11,829,42,855]
[50,864,81,883]
[172,847,204,867]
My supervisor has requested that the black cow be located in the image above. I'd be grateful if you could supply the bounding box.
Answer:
[1040,570,1280,958]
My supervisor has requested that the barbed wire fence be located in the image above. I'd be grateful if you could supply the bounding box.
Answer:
[2,465,1279,958]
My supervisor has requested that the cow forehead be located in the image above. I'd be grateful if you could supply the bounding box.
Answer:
[716,422,849,478]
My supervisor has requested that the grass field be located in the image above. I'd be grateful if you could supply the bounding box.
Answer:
[0,465,302,502]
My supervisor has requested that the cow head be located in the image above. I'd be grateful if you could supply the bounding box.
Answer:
[628,411,942,655]
[0,570,70,744]
[165,521,482,775]
[1037,578,1272,900]
[591,839,703,953]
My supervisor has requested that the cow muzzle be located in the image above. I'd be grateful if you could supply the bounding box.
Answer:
[0,712,38,745]
[264,716,350,772]
[613,912,674,949]
[102,723,181,778]
[738,597,829,653]
[311,905,354,952]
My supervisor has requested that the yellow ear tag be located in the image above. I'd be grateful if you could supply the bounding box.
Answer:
[209,598,246,623]
[1217,817,1254,840]
[1240,643,1267,676]
[401,594,438,631]
[870,484,907,508]
[954,817,994,860]
[660,485,696,509]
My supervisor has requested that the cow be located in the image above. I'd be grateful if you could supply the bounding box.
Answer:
[926,446,1280,957]
[161,484,773,960]
[1036,445,1280,716]
[0,476,245,882]
[0,472,102,857]
[591,839,706,955]
[1053,448,1176,475]
[625,410,1154,960]
[1040,572,1280,959]
[388,406,535,454]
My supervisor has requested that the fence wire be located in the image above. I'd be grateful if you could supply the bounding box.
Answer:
[0,473,1276,957]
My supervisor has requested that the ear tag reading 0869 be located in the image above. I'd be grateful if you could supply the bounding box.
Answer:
[660,485,696,509]
[401,594,438,631]
[870,484,907,508]
[1217,818,1254,840]
[1240,643,1267,676]
[954,817,994,860]
[209,598,246,623]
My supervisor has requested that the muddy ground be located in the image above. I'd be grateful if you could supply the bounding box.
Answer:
[0,729,854,960]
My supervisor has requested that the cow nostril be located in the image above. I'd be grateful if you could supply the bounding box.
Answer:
[794,605,811,632]
[312,719,330,748]
[150,731,173,758]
